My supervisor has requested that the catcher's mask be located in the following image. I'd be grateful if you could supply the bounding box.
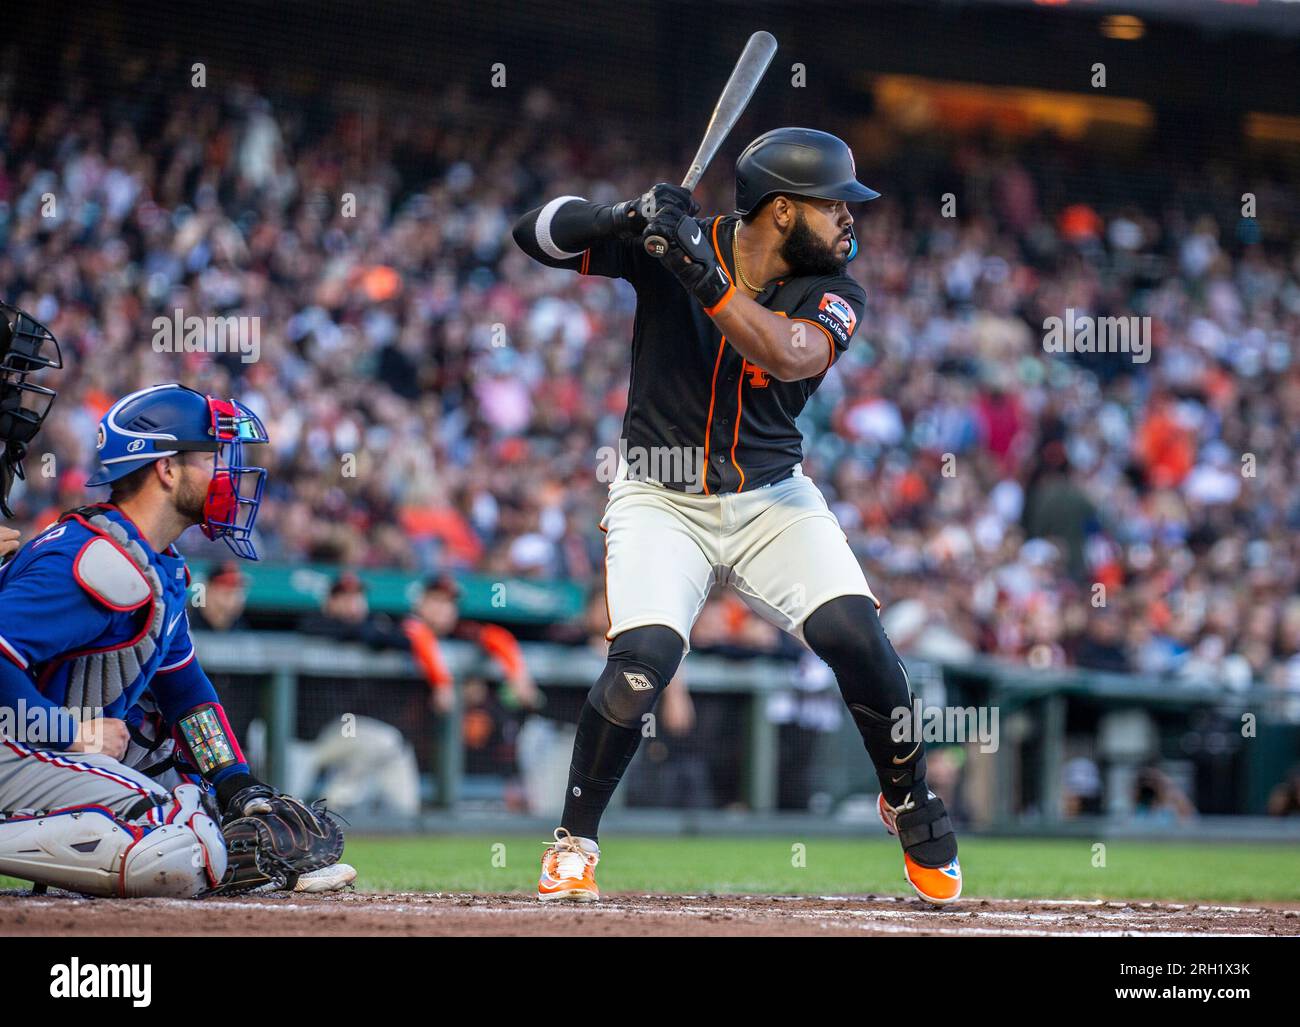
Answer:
[0,301,62,518]
[87,383,270,560]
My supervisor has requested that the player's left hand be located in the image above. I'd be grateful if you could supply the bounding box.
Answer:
[646,212,732,311]
[612,183,699,241]
[0,525,19,560]
[213,782,346,894]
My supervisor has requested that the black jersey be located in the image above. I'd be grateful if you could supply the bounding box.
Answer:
[583,215,865,494]
[521,209,866,494]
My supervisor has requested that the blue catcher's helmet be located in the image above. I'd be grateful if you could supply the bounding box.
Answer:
[86,383,269,560]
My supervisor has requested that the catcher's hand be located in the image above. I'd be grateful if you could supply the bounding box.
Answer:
[213,785,345,895]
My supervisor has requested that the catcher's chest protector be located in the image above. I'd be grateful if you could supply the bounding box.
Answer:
[58,510,170,711]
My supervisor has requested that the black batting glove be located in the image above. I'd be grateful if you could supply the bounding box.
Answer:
[611,183,699,240]
[647,212,734,312]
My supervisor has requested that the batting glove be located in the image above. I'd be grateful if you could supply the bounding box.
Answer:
[647,212,734,313]
[611,183,699,240]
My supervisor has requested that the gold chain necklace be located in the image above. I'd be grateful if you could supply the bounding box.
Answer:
[731,221,763,293]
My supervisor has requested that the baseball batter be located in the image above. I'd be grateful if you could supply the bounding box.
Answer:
[513,128,962,905]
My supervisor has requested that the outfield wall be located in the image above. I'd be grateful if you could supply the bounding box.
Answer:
[193,631,1300,834]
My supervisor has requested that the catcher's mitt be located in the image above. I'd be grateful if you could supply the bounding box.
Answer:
[213,788,345,895]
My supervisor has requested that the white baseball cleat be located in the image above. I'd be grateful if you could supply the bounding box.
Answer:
[293,862,357,893]
[252,862,357,894]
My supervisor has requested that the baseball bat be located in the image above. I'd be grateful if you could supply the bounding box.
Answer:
[643,30,778,257]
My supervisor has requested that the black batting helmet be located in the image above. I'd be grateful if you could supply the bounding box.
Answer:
[734,127,880,216]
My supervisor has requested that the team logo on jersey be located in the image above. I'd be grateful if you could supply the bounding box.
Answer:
[31,524,68,549]
[744,361,770,388]
[818,292,857,334]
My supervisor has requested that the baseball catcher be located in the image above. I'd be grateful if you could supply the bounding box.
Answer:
[513,128,961,905]
[0,383,348,896]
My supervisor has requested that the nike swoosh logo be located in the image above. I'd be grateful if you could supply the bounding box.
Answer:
[690,227,701,245]
[167,610,186,635]
[892,742,921,765]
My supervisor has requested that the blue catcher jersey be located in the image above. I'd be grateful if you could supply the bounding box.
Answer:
[0,504,197,720]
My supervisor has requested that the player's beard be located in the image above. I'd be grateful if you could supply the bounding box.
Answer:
[779,208,847,277]
[175,466,210,527]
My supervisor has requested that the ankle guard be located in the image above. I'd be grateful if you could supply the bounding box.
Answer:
[893,792,957,868]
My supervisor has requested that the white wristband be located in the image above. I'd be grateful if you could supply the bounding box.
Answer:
[536,195,587,260]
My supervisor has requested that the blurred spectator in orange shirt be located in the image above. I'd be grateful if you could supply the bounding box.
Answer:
[1136,396,1195,489]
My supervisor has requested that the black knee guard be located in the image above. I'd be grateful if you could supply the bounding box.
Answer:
[586,624,685,730]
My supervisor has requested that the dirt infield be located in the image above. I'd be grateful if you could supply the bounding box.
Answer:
[3,890,1298,936]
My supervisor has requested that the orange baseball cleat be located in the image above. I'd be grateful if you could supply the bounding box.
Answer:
[538,828,601,902]
[878,791,963,906]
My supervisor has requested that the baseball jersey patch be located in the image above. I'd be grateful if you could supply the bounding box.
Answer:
[818,292,857,334]
[623,671,654,691]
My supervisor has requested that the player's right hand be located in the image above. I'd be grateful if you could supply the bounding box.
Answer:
[66,717,130,759]
[612,183,698,240]
[646,211,733,310]
[0,525,19,559]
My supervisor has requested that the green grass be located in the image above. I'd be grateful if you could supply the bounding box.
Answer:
[333,834,1300,903]
[5,834,1296,902]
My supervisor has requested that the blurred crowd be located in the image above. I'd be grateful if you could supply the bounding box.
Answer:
[3,71,1300,695]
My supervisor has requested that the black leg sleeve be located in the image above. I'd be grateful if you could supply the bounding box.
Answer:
[803,595,925,807]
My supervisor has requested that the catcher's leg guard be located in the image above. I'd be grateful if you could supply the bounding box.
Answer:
[0,783,226,897]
